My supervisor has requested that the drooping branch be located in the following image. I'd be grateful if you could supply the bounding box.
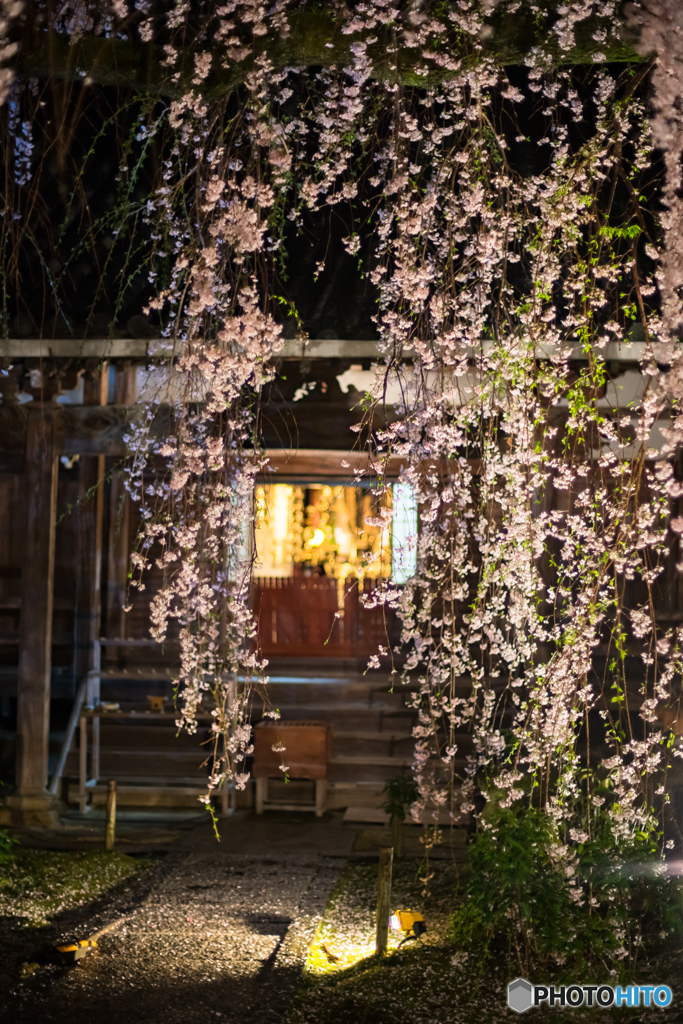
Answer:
[11,8,645,99]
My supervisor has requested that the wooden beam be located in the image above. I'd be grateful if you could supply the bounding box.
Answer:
[2,337,150,358]
[2,337,665,362]
[262,448,406,481]
[4,407,367,460]
[10,11,644,100]
[6,405,60,823]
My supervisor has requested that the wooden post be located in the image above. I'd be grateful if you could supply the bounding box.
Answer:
[78,714,88,814]
[315,779,326,818]
[106,364,135,647]
[105,780,117,851]
[74,371,107,689]
[88,644,101,784]
[7,406,60,824]
[74,454,105,684]
[375,846,393,956]
[71,374,107,815]
[106,467,130,651]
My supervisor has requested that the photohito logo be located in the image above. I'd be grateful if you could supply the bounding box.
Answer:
[507,978,673,1013]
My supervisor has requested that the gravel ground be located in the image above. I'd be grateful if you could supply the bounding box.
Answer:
[1,819,344,1024]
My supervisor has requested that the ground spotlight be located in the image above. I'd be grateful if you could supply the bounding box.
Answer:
[388,909,427,945]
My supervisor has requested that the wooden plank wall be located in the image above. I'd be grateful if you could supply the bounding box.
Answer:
[252,576,399,659]
[0,461,80,694]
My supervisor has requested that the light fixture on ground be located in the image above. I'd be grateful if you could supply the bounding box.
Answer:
[388,909,427,946]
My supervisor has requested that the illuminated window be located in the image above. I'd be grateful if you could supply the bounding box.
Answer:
[253,483,393,580]
[391,484,417,584]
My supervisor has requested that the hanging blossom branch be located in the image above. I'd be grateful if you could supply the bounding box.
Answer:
[305,1,682,929]
[120,5,309,804]
[47,0,681,922]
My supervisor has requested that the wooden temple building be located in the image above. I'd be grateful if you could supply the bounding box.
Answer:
[1,336,682,842]
[0,339,421,825]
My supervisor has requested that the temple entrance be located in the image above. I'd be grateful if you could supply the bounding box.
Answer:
[251,483,416,659]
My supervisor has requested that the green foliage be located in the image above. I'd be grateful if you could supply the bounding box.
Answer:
[598,224,642,240]
[381,775,419,822]
[0,848,149,927]
[0,828,17,865]
[450,804,683,976]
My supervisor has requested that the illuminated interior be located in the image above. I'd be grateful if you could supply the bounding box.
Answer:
[253,483,417,583]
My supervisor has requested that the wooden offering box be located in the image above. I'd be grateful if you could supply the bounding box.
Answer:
[253,720,330,816]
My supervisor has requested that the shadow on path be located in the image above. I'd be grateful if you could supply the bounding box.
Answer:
[1,811,355,1024]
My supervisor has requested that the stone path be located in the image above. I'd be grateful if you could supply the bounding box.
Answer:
[2,813,353,1024]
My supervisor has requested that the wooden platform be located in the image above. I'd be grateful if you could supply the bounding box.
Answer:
[66,783,211,808]
[55,666,475,813]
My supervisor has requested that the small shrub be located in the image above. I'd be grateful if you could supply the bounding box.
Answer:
[450,803,683,976]
[382,775,420,859]
[381,775,419,821]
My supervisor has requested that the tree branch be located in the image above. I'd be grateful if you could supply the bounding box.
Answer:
[11,9,645,99]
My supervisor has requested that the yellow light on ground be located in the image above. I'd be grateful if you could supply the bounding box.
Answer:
[309,937,377,974]
[389,909,427,945]
[308,528,326,548]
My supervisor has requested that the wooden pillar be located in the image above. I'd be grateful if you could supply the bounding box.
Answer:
[6,406,60,824]
[375,847,394,955]
[105,779,117,851]
[106,364,135,644]
[74,451,105,684]
[106,468,130,644]
[73,372,107,796]
[315,778,326,818]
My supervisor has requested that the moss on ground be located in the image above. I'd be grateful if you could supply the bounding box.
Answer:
[288,859,472,1024]
[288,860,683,1024]
[0,848,149,928]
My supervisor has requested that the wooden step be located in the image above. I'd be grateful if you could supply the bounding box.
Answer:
[343,805,469,826]
[332,730,413,740]
[64,750,208,779]
[331,754,413,767]
[100,669,177,680]
[100,751,207,776]
[327,754,466,785]
[332,734,415,758]
[325,782,385,809]
[328,757,412,785]
[97,723,212,749]
[269,708,416,731]
[66,783,213,808]
[259,703,416,717]
[262,682,410,709]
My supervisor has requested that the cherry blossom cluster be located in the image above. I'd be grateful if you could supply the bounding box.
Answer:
[18,0,680,887]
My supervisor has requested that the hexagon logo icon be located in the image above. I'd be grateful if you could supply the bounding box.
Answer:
[508,977,534,1014]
